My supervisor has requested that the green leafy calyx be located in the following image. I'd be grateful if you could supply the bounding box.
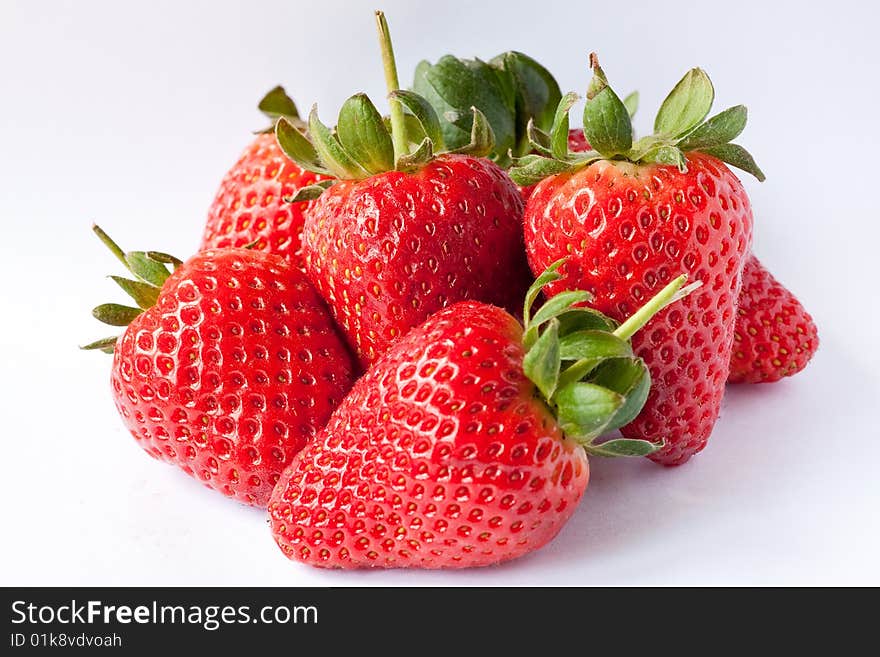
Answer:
[509,53,765,186]
[275,12,494,192]
[413,50,563,166]
[81,225,181,355]
[521,260,699,457]
[255,86,302,134]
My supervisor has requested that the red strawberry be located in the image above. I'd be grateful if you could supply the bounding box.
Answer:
[512,56,764,465]
[84,226,356,506]
[201,87,329,263]
[269,265,695,568]
[560,129,819,385]
[729,255,818,383]
[301,155,528,366]
[274,13,530,367]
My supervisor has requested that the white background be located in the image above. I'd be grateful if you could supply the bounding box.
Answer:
[1,0,878,586]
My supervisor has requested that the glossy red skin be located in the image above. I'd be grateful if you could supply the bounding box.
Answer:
[269,302,589,569]
[111,248,356,506]
[542,131,816,385]
[729,255,818,383]
[301,154,530,367]
[201,133,329,264]
[525,154,753,465]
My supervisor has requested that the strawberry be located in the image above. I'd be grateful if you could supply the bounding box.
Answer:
[298,155,528,366]
[729,255,818,383]
[560,127,818,386]
[512,56,765,465]
[273,13,530,366]
[84,226,356,506]
[561,128,817,384]
[201,87,329,263]
[269,263,696,568]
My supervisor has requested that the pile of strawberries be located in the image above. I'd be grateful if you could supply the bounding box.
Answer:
[86,12,818,569]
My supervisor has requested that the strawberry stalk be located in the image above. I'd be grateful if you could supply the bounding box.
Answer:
[375,10,409,161]
[613,276,702,341]
[522,260,699,457]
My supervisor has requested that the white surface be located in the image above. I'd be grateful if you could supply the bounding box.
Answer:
[1,0,878,586]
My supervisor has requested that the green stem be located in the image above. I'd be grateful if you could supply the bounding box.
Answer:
[375,10,409,160]
[92,224,129,271]
[613,274,690,341]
